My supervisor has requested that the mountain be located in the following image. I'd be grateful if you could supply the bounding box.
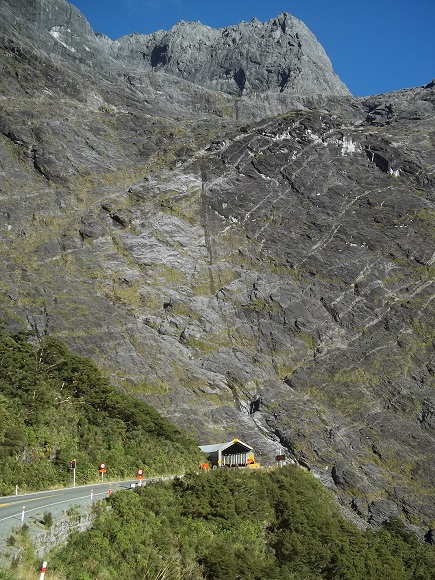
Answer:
[103,12,349,97]
[0,0,434,533]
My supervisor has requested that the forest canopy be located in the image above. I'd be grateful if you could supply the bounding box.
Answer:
[50,466,435,580]
[0,330,202,494]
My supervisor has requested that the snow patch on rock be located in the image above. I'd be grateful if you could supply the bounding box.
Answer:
[49,26,77,53]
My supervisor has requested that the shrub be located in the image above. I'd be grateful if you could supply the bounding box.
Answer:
[42,512,53,528]
[49,467,435,579]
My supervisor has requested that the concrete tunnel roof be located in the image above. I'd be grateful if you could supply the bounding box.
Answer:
[199,439,253,454]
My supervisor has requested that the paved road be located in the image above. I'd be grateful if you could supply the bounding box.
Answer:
[0,480,137,525]
[0,476,174,547]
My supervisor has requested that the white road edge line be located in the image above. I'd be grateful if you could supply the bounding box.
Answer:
[0,492,108,523]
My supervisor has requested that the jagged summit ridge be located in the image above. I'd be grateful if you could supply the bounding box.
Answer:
[1,1,350,98]
[105,12,350,96]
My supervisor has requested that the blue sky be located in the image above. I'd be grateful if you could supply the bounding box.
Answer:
[71,0,434,97]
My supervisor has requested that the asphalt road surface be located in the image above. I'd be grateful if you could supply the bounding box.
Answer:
[0,481,131,523]
[0,477,173,551]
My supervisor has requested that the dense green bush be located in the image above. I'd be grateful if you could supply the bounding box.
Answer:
[0,331,202,493]
[49,466,435,579]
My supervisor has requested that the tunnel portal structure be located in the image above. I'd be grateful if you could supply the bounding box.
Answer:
[199,438,254,468]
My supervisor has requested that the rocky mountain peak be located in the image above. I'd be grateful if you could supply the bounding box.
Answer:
[2,0,349,98]
[106,11,349,97]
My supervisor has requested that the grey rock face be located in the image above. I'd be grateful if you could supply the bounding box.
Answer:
[106,13,349,97]
[0,0,434,532]
[1,0,106,64]
[369,500,401,527]
[2,2,349,99]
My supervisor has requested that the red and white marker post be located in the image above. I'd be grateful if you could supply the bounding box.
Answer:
[39,561,47,580]
[70,459,76,487]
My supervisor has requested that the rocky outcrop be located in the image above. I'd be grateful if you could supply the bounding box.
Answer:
[0,0,434,532]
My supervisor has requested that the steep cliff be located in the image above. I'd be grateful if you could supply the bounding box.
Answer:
[0,0,434,532]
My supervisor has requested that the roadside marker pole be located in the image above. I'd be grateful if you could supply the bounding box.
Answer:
[39,561,47,580]
[15,484,18,496]
[21,506,25,523]
[70,459,77,487]
[91,489,93,501]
